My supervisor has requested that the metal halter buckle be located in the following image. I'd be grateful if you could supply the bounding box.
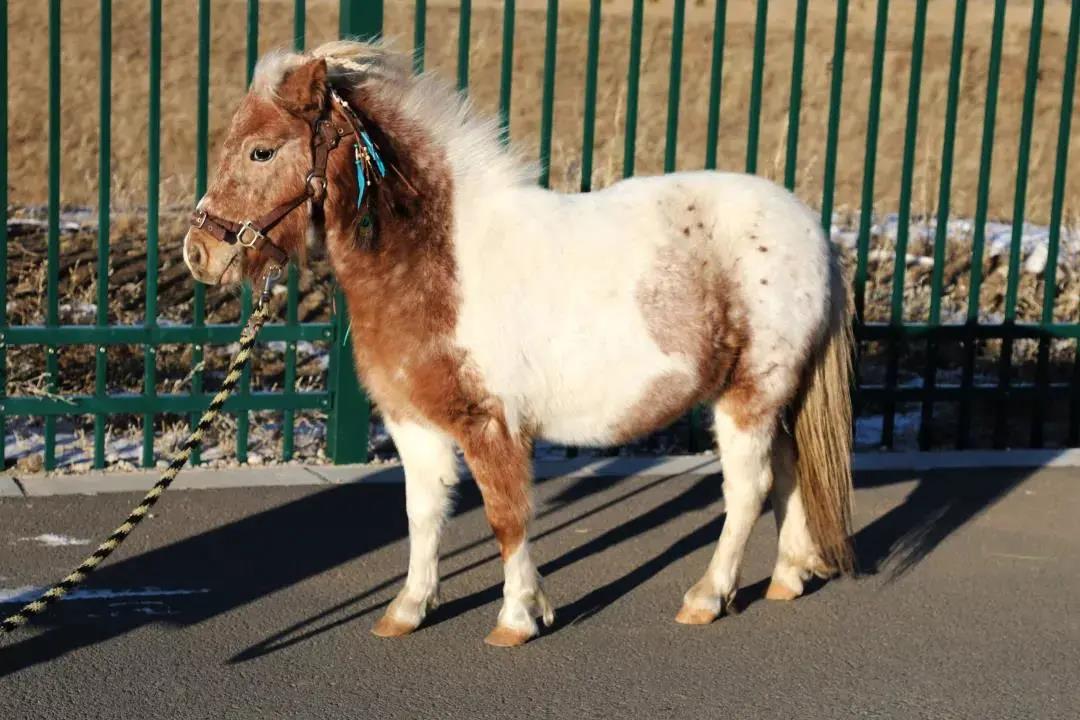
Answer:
[192,211,207,229]
[235,220,265,247]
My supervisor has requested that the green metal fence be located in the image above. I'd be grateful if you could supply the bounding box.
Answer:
[0,0,373,471]
[2,0,1079,468]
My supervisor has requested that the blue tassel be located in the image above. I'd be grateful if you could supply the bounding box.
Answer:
[360,131,386,178]
[354,144,367,208]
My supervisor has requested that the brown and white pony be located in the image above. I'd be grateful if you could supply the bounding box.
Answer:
[183,41,854,647]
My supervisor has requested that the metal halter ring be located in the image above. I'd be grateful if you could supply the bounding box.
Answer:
[235,221,266,248]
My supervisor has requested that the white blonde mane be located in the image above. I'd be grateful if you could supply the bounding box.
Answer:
[252,40,537,190]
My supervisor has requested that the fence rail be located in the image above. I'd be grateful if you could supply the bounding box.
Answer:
[2,0,1079,470]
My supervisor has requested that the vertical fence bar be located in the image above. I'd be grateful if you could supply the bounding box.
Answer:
[340,0,381,39]
[413,0,425,72]
[1034,0,1078,447]
[45,0,61,470]
[537,0,558,188]
[580,0,601,191]
[622,0,644,178]
[190,0,210,466]
[457,0,471,91]
[94,0,112,469]
[880,0,927,449]
[282,0,305,462]
[327,0,379,465]
[663,0,685,173]
[1072,345,1080,446]
[703,0,726,170]
[919,0,966,450]
[236,0,259,464]
[854,0,889,326]
[0,0,7,469]
[783,0,808,190]
[142,0,161,468]
[498,0,515,137]
[247,0,259,84]
[994,0,1044,449]
[745,0,768,174]
[294,0,306,55]
[958,0,1006,448]
[819,0,848,230]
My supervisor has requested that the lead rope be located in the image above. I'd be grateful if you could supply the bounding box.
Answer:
[1,275,278,635]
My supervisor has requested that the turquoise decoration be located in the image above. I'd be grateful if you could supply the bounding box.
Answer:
[354,143,367,208]
[360,130,387,178]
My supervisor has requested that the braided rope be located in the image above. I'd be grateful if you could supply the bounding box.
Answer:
[1,299,272,634]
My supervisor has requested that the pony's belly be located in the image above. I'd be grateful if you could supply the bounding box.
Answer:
[525,355,701,447]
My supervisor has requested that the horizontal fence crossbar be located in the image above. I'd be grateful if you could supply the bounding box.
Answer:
[3,391,330,417]
[856,323,1080,342]
[4,323,332,346]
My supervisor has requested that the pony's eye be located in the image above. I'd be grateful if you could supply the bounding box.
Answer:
[250,147,276,162]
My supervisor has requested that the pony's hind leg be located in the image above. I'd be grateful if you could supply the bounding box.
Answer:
[460,425,554,647]
[373,420,459,638]
[676,407,777,625]
[766,431,833,601]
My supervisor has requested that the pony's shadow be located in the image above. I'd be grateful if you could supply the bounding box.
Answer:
[0,458,1041,673]
[852,467,1031,578]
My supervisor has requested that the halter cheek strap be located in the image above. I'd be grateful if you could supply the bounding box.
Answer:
[191,96,381,268]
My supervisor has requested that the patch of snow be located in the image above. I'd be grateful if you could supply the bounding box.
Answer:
[0,586,211,603]
[829,213,1078,276]
[20,533,90,547]
[855,410,922,451]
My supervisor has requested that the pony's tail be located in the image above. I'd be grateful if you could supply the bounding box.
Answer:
[793,252,855,574]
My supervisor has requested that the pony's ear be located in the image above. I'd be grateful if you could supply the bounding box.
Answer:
[276,58,328,119]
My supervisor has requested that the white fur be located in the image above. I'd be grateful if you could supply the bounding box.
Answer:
[683,409,776,615]
[452,173,830,445]
[381,419,459,628]
[497,542,554,637]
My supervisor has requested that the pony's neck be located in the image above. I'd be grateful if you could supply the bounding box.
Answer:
[319,82,459,349]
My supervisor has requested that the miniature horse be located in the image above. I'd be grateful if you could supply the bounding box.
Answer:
[183,41,854,647]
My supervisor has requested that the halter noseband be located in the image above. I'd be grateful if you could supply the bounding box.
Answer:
[190,89,380,271]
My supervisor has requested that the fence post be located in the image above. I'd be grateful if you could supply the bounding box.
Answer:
[327,0,382,464]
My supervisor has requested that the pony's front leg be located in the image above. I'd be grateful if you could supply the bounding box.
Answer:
[372,420,459,638]
[461,426,554,647]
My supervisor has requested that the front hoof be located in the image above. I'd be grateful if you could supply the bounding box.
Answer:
[371,614,419,638]
[484,626,535,647]
[674,604,718,625]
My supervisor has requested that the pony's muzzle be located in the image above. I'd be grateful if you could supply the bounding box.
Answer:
[184,229,238,285]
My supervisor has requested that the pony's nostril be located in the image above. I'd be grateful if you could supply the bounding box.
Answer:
[186,238,205,269]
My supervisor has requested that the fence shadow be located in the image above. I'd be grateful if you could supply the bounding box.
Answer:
[0,456,1048,675]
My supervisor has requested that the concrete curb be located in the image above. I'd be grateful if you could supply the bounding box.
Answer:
[0,476,24,497]
[1,449,1078,497]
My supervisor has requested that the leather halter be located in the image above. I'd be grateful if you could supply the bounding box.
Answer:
[190,97,362,268]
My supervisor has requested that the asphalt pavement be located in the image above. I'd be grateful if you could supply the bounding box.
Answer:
[0,464,1077,719]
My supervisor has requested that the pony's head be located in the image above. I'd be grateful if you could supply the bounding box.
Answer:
[184,54,340,286]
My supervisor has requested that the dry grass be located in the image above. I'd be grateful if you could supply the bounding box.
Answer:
[6,0,1078,223]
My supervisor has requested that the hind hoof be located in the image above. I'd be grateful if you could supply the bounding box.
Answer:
[484,626,534,647]
[765,579,801,601]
